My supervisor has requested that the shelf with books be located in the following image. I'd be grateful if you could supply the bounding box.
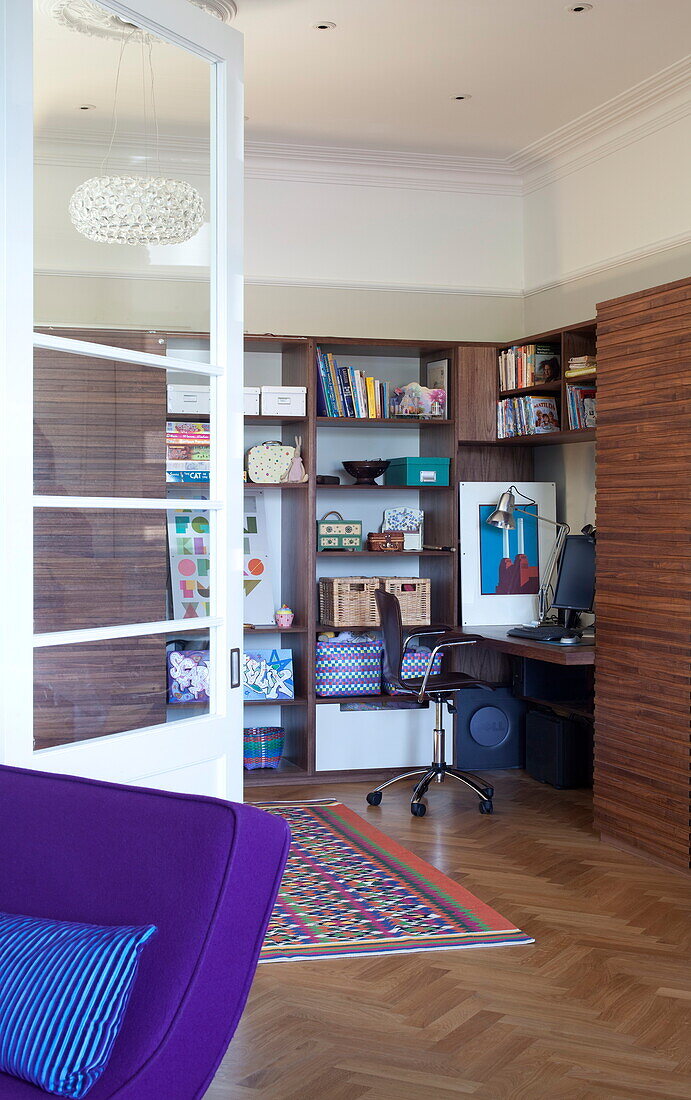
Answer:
[243,481,308,490]
[495,428,595,447]
[316,416,449,428]
[494,320,597,444]
[498,381,561,398]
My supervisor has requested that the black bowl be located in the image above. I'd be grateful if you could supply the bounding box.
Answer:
[343,460,390,485]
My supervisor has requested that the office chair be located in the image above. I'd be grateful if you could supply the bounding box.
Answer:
[367,589,496,817]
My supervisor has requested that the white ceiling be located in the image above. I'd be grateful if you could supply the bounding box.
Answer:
[35,0,691,159]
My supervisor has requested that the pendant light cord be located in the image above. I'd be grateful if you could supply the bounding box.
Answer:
[147,39,162,179]
[100,27,139,175]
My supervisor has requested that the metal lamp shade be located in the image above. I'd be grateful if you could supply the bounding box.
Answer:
[486,490,516,530]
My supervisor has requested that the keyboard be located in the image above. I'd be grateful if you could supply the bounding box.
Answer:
[507,625,580,642]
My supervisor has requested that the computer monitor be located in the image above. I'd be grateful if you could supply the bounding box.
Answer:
[551,534,595,627]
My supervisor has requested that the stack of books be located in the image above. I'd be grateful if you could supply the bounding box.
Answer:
[316,347,392,418]
[565,355,597,379]
[497,396,560,438]
[166,420,210,482]
[566,386,597,429]
[498,344,561,390]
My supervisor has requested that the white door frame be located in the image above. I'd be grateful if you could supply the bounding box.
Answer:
[0,0,244,799]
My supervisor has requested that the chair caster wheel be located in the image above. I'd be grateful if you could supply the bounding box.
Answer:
[366,791,382,806]
[410,802,427,817]
[482,786,494,799]
[479,799,493,815]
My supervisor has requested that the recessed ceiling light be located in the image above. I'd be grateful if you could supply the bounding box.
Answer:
[77,104,96,110]
[453,94,472,101]
[566,3,593,12]
[313,22,336,30]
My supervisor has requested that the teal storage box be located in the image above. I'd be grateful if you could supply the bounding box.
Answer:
[384,457,450,487]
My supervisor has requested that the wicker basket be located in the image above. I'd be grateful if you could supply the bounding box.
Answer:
[380,577,431,625]
[319,576,379,627]
[243,727,284,770]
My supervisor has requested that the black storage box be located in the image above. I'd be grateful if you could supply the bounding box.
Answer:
[454,687,526,771]
[525,708,593,789]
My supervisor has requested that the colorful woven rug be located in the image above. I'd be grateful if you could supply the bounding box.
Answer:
[257,801,533,962]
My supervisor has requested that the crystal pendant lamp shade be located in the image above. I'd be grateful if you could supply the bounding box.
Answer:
[69,175,205,245]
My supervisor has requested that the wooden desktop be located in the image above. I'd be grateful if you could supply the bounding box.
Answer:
[470,625,595,667]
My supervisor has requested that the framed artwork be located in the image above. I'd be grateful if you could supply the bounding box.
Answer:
[459,481,556,626]
[167,650,210,705]
[243,490,275,625]
[425,359,448,393]
[167,510,210,620]
[243,649,295,702]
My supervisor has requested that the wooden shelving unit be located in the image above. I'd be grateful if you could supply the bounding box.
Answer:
[494,320,597,445]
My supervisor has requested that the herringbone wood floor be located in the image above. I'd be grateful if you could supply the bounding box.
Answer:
[208,772,691,1099]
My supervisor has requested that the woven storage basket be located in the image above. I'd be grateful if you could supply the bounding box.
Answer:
[384,648,443,694]
[380,577,431,625]
[318,576,379,627]
[315,641,382,697]
[243,726,284,770]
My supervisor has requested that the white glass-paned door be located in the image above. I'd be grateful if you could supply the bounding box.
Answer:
[1,0,243,799]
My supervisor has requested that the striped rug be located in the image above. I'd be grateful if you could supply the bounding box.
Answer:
[257,801,533,962]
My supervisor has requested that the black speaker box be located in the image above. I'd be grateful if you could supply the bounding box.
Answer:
[525,708,593,789]
[453,687,526,770]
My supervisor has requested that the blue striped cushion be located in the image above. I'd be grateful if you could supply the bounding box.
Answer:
[0,911,156,1098]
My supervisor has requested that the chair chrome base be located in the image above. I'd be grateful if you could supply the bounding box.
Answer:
[365,698,494,817]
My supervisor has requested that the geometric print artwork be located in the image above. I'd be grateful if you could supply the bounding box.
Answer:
[257,802,533,962]
[166,510,210,619]
[243,491,275,625]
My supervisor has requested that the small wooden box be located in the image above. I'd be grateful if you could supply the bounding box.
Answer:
[367,531,404,552]
[317,511,363,551]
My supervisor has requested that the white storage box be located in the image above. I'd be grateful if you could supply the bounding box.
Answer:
[167,385,210,415]
[261,386,306,417]
[244,387,261,416]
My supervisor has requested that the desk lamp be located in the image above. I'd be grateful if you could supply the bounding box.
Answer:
[486,485,569,623]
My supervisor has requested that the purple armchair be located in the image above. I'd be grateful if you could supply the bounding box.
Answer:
[0,765,290,1099]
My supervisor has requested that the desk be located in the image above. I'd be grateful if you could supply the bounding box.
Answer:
[469,625,595,667]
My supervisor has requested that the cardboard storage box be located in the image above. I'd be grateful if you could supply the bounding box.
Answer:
[167,385,210,415]
[384,457,450,486]
[244,387,260,416]
[261,386,306,417]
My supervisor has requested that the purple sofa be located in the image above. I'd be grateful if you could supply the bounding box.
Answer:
[0,765,290,1099]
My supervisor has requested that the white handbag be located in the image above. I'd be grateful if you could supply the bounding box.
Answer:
[246,440,295,484]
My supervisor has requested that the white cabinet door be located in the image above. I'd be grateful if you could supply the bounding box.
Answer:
[1,0,244,800]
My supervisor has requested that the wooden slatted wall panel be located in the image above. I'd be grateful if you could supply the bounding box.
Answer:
[595,278,691,870]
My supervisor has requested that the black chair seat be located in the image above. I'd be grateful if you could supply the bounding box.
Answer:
[393,672,492,695]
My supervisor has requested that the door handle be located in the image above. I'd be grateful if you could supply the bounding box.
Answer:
[230,648,241,689]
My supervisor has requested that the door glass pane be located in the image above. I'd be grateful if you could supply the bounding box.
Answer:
[34,507,211,633]
[33,0,211,335]
[34,352,211,498]
[34,628,211,750]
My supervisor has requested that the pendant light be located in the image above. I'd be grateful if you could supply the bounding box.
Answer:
[68,23,205,246]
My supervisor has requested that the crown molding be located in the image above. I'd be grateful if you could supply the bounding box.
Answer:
[36,57,691,197]
[513,55,691,191]
[244,141,520,197]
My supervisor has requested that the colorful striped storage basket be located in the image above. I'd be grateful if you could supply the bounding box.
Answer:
[243,726,284,770]
[384,648,443,694]
[315,641,382,697]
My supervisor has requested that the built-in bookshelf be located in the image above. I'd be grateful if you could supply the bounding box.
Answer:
[495,321,597,444]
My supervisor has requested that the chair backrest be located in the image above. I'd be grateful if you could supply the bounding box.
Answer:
[0,765,290,1099]
[376,588,407,691]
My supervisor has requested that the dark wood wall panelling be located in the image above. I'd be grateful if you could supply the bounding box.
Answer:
[33,339,169,749]
[594,277,691,870]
